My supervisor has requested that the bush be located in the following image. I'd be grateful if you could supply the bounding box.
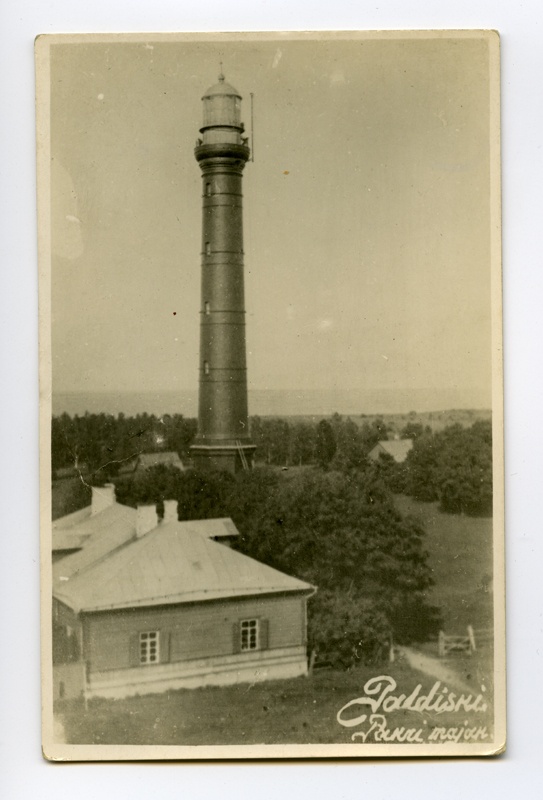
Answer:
[308,590,391,668]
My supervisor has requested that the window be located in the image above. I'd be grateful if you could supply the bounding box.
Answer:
[205,241,211,255]
[206,182,212,196]
[204,361,210,375]
[204,301,211,315]
[240,619,259,651]
[139,631,159,664]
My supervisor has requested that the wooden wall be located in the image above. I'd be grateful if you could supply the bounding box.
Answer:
[52,598,83,663]
[85,593,307,674]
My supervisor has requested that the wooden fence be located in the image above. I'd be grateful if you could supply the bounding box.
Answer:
[438,625,477,657]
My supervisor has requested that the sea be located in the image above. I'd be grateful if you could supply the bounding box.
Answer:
[52,387,491,418]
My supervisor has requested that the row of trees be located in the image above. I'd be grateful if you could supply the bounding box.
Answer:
[250,413,391,469]
[51,411,393,477]
[114,463,441,667]
[52,412,492,516]
[52,412,197,477]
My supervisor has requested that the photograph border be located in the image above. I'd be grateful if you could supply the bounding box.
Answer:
[37,28,504,761]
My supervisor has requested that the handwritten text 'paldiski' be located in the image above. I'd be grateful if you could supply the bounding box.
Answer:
[336,675,489,743]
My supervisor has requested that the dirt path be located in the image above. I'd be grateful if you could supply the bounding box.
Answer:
[398,646,473,694]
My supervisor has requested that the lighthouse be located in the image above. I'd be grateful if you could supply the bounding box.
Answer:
[190,73,256,473]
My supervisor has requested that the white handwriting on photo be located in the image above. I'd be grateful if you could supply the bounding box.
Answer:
[336,675,489,743]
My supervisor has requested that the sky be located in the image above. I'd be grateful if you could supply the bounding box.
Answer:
[49,33,495,410]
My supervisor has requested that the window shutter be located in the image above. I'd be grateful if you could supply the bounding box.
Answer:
[233,621,241,654]
[129,633,140,667]
[160,631,171,664]
[259,619,269,651]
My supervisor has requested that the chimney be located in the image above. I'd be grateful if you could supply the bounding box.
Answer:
[163,500,178,524]
[136,504,158,538]
[91,483,116,516]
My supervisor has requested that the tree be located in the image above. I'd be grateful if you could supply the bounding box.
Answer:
[308,590,391,668]
[250,417,291,465]
[265,418,291,466]
[331,415,367,472]
[400,421,426,440]
[161,414,197,458]
[436,421,492,516]
[114,464,183,516]
[233,467,440,647]
[289,420,317,466]
[52,413,79,473]
[175,469,236,520]
[402,420,493,516]
[373,451,408,494]
[249,416,266,463]
[110,458,441,661]
[51,411,198,481]
[404,431,441,502]
[315,419,336,469]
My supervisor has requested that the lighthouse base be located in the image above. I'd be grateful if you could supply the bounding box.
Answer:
[190,443,256,474]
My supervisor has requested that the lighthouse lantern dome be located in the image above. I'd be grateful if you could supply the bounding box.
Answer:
[201,73,243,131]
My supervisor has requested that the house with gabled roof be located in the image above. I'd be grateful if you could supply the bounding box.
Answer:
[52,497,315,700]
[118,451,185,476]
[368,438,413,464]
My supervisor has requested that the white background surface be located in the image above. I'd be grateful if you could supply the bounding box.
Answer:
[1,1,542,797]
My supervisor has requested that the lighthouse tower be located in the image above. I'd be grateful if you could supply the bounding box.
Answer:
[190,73,255,473]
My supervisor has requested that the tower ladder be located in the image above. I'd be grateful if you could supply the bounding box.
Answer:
[236,440,249,471]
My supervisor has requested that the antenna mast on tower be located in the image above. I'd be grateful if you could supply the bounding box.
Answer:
[250,92,254,162]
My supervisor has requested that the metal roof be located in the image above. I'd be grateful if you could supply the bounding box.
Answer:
[53,504,94,530]
[202,74,241,99]
[54,519,313,613]
[53,503,138,580]
[370,439,413,463]
[137,452,185,470]
[52,531,91,552]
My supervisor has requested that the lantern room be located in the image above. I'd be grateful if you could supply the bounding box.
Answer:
[200,73,245,145]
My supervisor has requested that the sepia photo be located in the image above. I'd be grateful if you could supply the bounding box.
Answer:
[37,30,504,760]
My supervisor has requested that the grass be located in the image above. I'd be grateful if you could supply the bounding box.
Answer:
[394,494,494,635]
[58,655,493,746]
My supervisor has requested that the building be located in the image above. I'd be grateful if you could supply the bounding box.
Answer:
[367,439,414,464]
[190,73,255,473]
[52,499,314,701]
[117,451,185,476]
[52,483,136,562]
